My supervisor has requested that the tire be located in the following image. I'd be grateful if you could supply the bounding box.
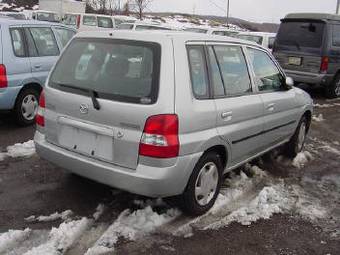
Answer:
[325,75,340,99]
[14,88,40,126]
[284,116,308,158]
[179,151,223,216]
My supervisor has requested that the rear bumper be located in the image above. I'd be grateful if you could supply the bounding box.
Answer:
[0,86,21,110]
[284,70,333,86]
[34,131,201,198]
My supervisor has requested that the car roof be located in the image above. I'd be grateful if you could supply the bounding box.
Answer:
[238,31,276,37]
[0,17,73,28]
[75,30,262,48]
[284,13,340,22]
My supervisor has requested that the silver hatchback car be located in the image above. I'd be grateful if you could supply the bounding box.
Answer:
[34,31,313,215]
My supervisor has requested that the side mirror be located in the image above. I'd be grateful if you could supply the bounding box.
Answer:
[285,77,294,89]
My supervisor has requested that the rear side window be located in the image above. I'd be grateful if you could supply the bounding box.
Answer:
[29,27,59,56]
[213,45,252,96]
[49,38,161,104]
[98,17,113,28]
[83,16,97,26]
[276,21,325,49]
[118,24,134,30]
[238,35,263,45]
[54,27,76,48]
[10,28,25,57]
[247,47,284,92]
[333,25,340,46]
[187,46,209,99]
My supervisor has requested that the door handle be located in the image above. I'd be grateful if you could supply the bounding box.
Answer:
[34,64,42,69]
[221,111,233,121]
[266,103,275,111]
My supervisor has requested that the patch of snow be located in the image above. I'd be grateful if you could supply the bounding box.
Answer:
[313,103,334,108]
[319,145,340,156]
[25,210,73,223]
[85,206,180,254]
[312,113,325,122]
[0,229,31,254]
[24,218,91,255]
[0,140,36,161]
[333,141,340,146]
[93,204,106,221]
[292,151,314,169]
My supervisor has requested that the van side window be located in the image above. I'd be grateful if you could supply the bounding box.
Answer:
[207,46,225,97]
[213,45,252,96]
[83,16,97,26]
[332,25,340,46]
[98,17,113,28]
[10,28,26,57]
[29,27,60,57]
[24,28,38,57]
[54,27,76,48]
[247,47,284,92]
[187,46,209,99]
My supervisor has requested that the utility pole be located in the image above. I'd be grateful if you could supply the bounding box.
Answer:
[226,0,230,27]
[337,0,340,14]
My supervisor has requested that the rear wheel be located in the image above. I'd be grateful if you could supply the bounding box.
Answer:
[284,116,308,158]
[14,88,40,126]
[179,151,223,216]
[325,75,340,98]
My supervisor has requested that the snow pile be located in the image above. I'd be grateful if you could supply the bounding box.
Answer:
[24,218,91,255]
[25,210,73,223]
[313,103,334,108]
[85,205,180,255]
[0,140,36,161]
[0,229,31,254]
[312,113,325,122]
[292,151,314,169]
[319,145,340,156]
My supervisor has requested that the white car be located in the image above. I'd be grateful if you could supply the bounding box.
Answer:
[236,32,276,50]
[184,27,239,37]
[118,21,175,31]
[62,13,115,31]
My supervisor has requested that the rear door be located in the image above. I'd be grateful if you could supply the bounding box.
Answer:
[274,20,326,73]
[44,37,173,170]
[24,26,60,85]
[247,47,300,146]
[207,43,265,165]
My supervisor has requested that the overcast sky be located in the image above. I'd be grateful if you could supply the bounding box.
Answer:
[146,0,336,23]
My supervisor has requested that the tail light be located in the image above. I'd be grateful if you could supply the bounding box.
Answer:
[139,114,179,158]
[320,56,329,73]
[36,91,45,127]
[76,15,81,29]
[0,64,8,88]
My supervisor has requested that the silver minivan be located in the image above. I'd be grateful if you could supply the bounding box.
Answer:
[34,31,313,215]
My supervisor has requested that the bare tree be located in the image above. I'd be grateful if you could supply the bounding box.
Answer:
[133,0,153,20]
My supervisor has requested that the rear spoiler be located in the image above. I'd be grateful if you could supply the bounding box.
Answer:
[280,18,327,23]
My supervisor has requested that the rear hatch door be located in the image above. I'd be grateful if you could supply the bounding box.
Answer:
[44,37,173,170]
[274,20,326,73]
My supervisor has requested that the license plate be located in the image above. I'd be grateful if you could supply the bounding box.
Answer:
[58,125,113,162]
[288,57,302,66]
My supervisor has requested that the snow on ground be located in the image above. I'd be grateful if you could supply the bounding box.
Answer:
[313,103,334,108]
[24,218,91,255]
[93,204,106,221]
[312,113,325,122]
[0,229,31,254]
[292,151,314,169]
[25,210,73,223]
[0,140,36,161]
[85,205,180,255]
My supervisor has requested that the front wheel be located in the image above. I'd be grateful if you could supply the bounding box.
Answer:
[284,116,308,158]
[179,152,223,216]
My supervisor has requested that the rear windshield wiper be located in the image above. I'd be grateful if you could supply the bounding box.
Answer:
[56,83,101,111]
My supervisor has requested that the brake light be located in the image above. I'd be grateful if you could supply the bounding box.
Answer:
[320,56,329,73]
[76,15,81,29]
[0,64,8,88]
[139,114,179,158]
[36,91,45,127]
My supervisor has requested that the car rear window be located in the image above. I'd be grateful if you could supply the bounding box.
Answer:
[49,38,161,104]
[276,21,325,49]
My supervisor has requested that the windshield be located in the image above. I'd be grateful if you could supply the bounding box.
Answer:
[49,38,161,104]
[276,21,325,49]
[237,35,263,45]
